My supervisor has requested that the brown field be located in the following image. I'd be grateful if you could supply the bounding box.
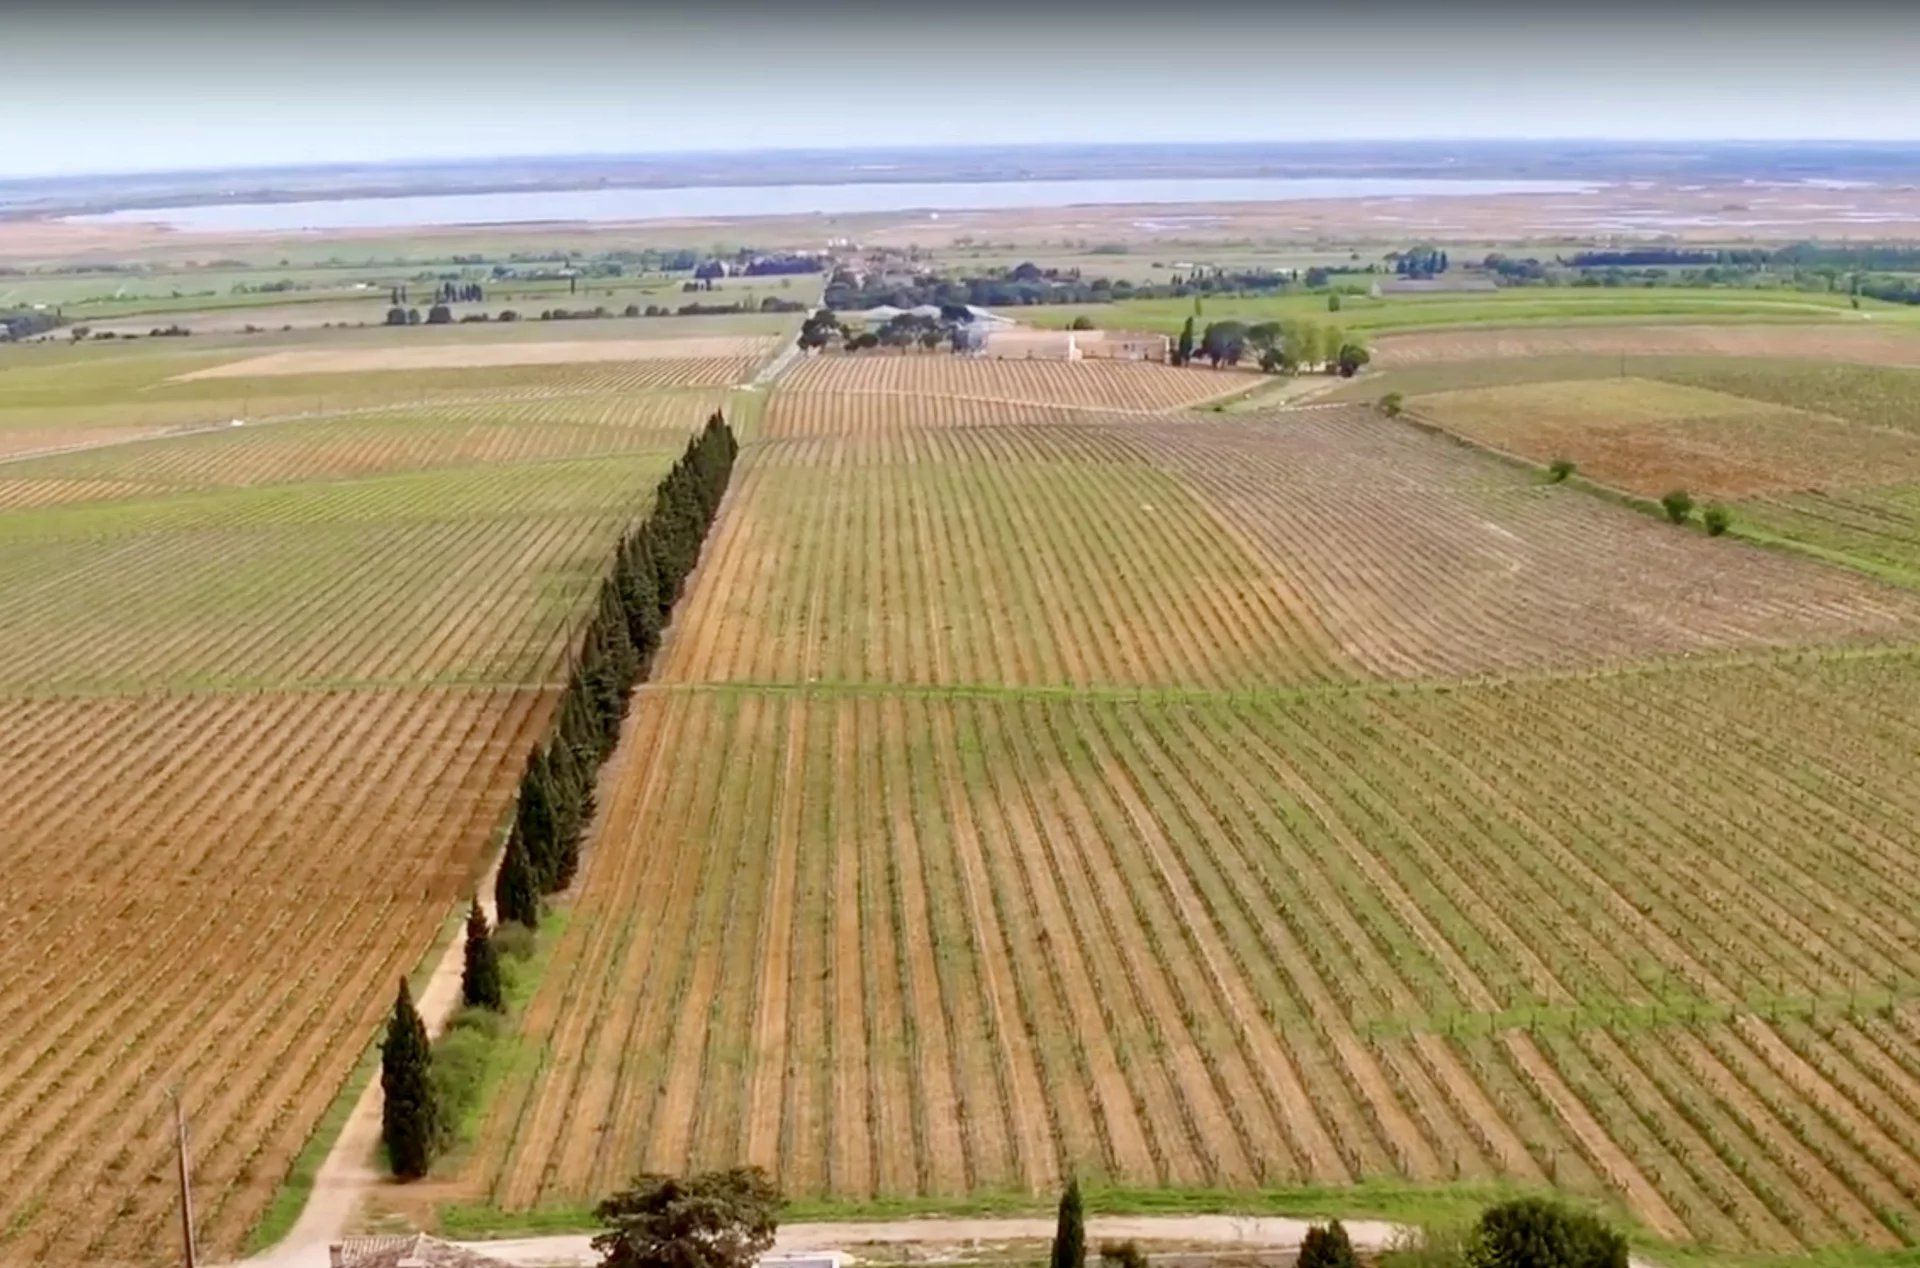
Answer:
[781,354,1252,412]
[0,336,717,1264]
[1375,323,1920,368]
[0,686,552,1267]
[173,335,778,380]
[1407,378,1920,499]
[663,405,1916,689]
[458,366,1920,1252]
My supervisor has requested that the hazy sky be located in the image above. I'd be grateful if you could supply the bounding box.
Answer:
[5,1,1920,178]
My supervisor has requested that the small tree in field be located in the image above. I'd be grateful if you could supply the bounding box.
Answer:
[1467,1198,1626,1268]
[1703,505,1731,536]
[1548,457,1576,482]
[593,1168,780,1268]
[1379,392,1404,417]
[380,977,437,1179]
[462,897,503,1011]
[1661,489,1694,524]
[1100,1243,1147,1268]
[1175,316,1196,367]
[1298,1221,1359,1268]
[1052,1177,1086,1268]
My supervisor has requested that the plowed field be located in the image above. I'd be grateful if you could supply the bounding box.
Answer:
[458,369,1920,1252]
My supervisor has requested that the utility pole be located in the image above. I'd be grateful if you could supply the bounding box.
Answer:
[172,1090,198,1268]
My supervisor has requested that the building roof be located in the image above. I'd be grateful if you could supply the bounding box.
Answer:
[330,1234,513,1268]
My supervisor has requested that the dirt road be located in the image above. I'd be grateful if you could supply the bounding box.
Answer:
[460,1214,1412,1266]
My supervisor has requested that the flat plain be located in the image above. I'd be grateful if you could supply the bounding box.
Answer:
[0,331,765,1266]
[456,354,1920,1254]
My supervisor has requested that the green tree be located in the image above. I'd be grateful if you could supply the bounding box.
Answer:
[495,831,539,930]
[1703,505,1731,536]
[1548,458,1576,483]
[1661,489,1694,524]
[1328,292,1343,312]
[461,897,503,1012]
[593,1168,781,1268]
[1336,341,1370,377]
[1176,316,1196,366]
[380,977,438,1179]
[513,749,558,890]
[1051,1178,1086,1268]
[1467,1198,1626,1268]
[1298,1221,1359,1268]
[1379,392,1404,417]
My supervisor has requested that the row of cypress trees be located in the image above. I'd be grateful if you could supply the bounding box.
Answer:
[496,410,738,930]
[383,411,738,1180]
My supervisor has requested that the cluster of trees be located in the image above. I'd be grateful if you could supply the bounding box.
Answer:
[495,412,738,933]
[798,307,971,353]
[0,310,60,341]
[1392,246,1450,277]
[823,263,1380,312]
[1174,316,1370,376]
[383,415,737,1182]
[432,281,485,303]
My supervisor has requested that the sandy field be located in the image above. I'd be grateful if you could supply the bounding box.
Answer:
[173,335,778,380]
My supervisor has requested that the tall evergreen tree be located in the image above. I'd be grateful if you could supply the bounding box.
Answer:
[1050,1178,1085,1268]
[1176,316,1196,366]
[513,748,559,890]
[380,977,438,1179]
[462,897,504,1012]
[495,830,540,928]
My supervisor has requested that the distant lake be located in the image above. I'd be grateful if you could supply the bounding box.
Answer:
[67,177,1596,232]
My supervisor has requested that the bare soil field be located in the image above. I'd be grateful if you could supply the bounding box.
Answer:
[1375,323,1920,368]
[1408,378,1920,499]
[465,658,1920,1253]
[663,402,1917,691]
[781,354,1253,412]
[174,336,778,380]
[0,686,553,1268]
[0,336,723,1264]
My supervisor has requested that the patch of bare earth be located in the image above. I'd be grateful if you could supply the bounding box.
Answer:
[1376,323,1920,368]
[171,335,778,380]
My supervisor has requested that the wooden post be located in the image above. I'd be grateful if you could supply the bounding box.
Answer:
[173,1090,198,1268]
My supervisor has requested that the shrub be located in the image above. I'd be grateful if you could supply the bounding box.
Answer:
[1100,1243,1147,1268]
[1703,505,1731,536]
[1379,392,1404,417]
[1548,458,1576,483]
[1380,1223,1471,1268]
[492,919,537,962]
[1299,1221,1359,1268]
[593,1168,780,1268]
[1660,489,1694,524]
[1467,1199,1625,1268]
[1069,315,1096,331]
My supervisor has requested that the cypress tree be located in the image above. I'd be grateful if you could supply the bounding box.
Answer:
[461,897,504,1012]
[620,533,662,661]
[495,830,539,929]
[513,748,558,890]
[380,976,438,1179]
[1051,1178,1085,1268]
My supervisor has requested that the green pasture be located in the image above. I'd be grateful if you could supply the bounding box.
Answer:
[1023,286,1905,336]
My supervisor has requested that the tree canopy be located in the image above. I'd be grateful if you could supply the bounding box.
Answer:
[592,1168,781,1268]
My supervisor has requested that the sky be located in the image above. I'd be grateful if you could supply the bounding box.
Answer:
[4,0,1920,178]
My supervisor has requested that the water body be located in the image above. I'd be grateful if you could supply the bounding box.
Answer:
[68,177,1596,232]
